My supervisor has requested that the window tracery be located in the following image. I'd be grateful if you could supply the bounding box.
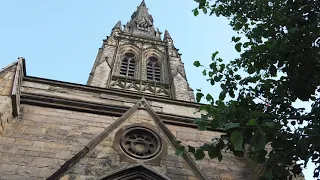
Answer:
[146,56,160,82]
[120,127,162,160]
[120,52,136,78]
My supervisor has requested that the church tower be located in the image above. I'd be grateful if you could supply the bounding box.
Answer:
[0,1,264,180]
[87,0,195,102]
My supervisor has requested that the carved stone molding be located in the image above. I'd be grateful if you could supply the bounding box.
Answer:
[113,123,168,166]
[120,126,162,159]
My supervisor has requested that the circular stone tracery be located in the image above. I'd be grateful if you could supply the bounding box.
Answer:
[120,127,162,159]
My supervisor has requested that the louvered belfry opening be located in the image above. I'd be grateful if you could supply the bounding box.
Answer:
[120,52,136,77]
[147,57,160,82]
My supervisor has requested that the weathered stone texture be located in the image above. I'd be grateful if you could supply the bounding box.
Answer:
[0,102,254,179]
[0,64,16,134]
[88,45,116,88]
[21,80,201,118]
[0,105,117,179]
[63,109,198,180]
[0,64,16,96]
[90,60,111,88]
[0,97,13,135]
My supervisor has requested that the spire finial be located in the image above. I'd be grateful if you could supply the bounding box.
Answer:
[112,21,122,31]
[140,0,146,7]
[164,30,172,40]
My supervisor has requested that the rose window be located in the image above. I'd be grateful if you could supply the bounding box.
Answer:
[120,127,162,159]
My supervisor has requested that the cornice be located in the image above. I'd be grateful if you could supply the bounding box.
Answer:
[20,92,225,133]
[23,76,202,108]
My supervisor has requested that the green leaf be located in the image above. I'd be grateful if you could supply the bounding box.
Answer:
[193,61,201,67]
[211,119,220,129]
[223,123,240,130]
[197,120,207,131]
[211,51,219,60]
[243,42,250,48]
[210,79,215,85]
[193,8,199,16]
[232,36,241,43]
[247,65,255,74]
[175,145,185,156]
[263,168,273,180]
[234,23,243,30]
[218,152,223,161]
[269,65,277,76]
[194,149,205,160]
[229,89,235,98]
[188,145,195,154]
[230,131,243,151]
[247,119,258,126]
[202,7,207,14]
[200,143,210,151]
[208,146,219,159]
[235,74,241,80]
[202,69,207,76]
[252,130,266,151]
[193,118,201,123]
[196,92,204,102]
[219,91,227,100]
[235,43,242,52]
[206,94,214,102]
[219,64,226,72]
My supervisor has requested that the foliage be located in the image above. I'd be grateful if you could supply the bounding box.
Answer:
[178,0,320,179]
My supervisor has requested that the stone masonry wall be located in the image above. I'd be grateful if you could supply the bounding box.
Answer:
[0,104,254,180]
[0,105,117,180]
[0,64,16,134]
[21,81,200,118]
[62,109,198,180]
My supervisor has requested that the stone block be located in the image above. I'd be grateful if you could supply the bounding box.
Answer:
[25,150,40,157]
[37,168,55,178]
[0,137,15,144]
[24,127,46,135]
[13,139,33,146]
[220,173,235,180]
[0,144,18,154]
[16,165,39,176]
[30,158,58,168]
[43,142,66,150]
[55,150,72,160]
[0,164,19,172]
[0,87,12,96]
[3,72,14,79]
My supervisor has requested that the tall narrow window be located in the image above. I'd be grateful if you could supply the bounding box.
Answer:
[147,57,160,82]
[120,52,136,78]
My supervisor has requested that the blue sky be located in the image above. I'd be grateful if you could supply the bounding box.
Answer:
[0,0,314,179]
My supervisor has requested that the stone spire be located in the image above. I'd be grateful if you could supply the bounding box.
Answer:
[112,21,122,31]
[164,30,172,40]
[125,0,159,39]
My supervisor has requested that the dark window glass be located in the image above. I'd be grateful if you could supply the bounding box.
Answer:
[147,57,160,82]
[120,52,136,77]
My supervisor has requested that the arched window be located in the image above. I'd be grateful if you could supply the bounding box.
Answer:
[101,165,170,180]
[120,52,136,78]
[147,57,160,82]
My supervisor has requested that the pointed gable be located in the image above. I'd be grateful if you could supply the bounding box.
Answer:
[101,165,170,180]
[48,98,208,180]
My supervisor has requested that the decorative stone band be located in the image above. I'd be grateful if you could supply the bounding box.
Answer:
[116,33,167,46]
[109,76,170,97]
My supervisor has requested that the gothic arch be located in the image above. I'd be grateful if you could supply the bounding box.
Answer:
[101,165,171,180]
[115,45,141,78]
[142,49,166,83]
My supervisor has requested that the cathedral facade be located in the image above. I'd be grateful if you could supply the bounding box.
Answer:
[0,1,255,179]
